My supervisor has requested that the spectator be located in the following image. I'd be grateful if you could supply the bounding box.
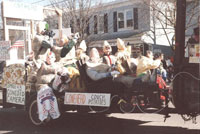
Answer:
[154,53,167,82]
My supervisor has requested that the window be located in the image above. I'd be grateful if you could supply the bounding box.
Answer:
[98,15,104,33]
[117,10,134,30]
[118,12,124,29]
[126,10,133,27]
[97,13,108,34]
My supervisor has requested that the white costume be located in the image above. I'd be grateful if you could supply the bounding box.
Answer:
[37,85,60,121]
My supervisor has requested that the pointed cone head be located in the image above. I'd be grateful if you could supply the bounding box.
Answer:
[89,48,100,62]
[103,40,112,54]
[117,38,126,50]
[78,40,87,52]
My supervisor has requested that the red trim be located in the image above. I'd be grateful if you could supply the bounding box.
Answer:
[107,55,112,65]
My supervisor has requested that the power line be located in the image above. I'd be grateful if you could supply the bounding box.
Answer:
[31,0,46,4]
[44,0,67,7]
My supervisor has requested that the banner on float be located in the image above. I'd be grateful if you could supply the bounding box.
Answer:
[64,92,111,107]
[6,84,25,105]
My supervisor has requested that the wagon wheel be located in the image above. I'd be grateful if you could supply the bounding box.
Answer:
[119,101,136,113]
[28,99,48,126]
[137,95,165,113]
[119,97,136,113]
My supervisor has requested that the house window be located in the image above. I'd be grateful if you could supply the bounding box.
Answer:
[126,10,133,27]
[117,10,133,30]
[98,15,104,33]
[118,12,124,29]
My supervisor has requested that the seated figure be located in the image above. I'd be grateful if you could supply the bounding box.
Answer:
[102,41,116,67]
[85,48,124,93]
[36,51,60,90]
[76,40,89,62]
[136,50,161,82]
[115,38,134,75]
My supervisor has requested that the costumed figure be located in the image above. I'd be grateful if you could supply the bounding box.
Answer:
[26,22,53,87]
[51,35,69,62]
[36,51,62,121]
[136,50,161,82]
[115,38,135,75]
[76,40,89,62]
[60,33,79,66]
[102,41,116,67]
[85,48,124,93]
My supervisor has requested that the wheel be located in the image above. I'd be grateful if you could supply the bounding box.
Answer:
[137,96,165,113]
[119,101,136,113]
[28,99,44,126]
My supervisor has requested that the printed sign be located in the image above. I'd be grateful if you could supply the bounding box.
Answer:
[64,92,111,107]
[189,44,200,63]
[6,84,25,105]
[3,1,43,20]
[0,41,10,61]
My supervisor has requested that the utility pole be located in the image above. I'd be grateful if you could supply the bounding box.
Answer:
[173,0,186,112]
[174,0,186,71]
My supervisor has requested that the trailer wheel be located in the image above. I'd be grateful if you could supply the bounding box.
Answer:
[119,101,136,113]
[28,99,44,126]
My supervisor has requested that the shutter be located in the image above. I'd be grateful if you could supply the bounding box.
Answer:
[104,13,108,33]
[113,11,118,32]
[94,15,98,34]
[86,18,90,35]
[133,8,138,30]
[70,20,74,33]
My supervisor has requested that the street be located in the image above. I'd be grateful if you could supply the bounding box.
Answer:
[0,107,199,134]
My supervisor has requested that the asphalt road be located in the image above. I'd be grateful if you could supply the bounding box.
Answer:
[0,107,199,134]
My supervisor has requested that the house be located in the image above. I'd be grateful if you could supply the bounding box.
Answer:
[80,0,175,57]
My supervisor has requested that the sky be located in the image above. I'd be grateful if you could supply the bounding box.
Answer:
[0,0,116,25]
[0,0,117,7]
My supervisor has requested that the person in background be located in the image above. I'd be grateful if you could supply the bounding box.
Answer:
[154,53,167,82]
[160,53,168,82]
[166,56,173,82]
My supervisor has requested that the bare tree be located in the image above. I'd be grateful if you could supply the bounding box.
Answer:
[137,0,199,51]
[48,0,104,41]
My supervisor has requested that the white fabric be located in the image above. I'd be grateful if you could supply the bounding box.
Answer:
[166,59,173,67]
[78,40,87,52]
[52,75,62,91]
[52,74,71,91]
[37,85,60,121]
[110,70,120,77]
[103,41,112,53]
[117,38,126,50]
